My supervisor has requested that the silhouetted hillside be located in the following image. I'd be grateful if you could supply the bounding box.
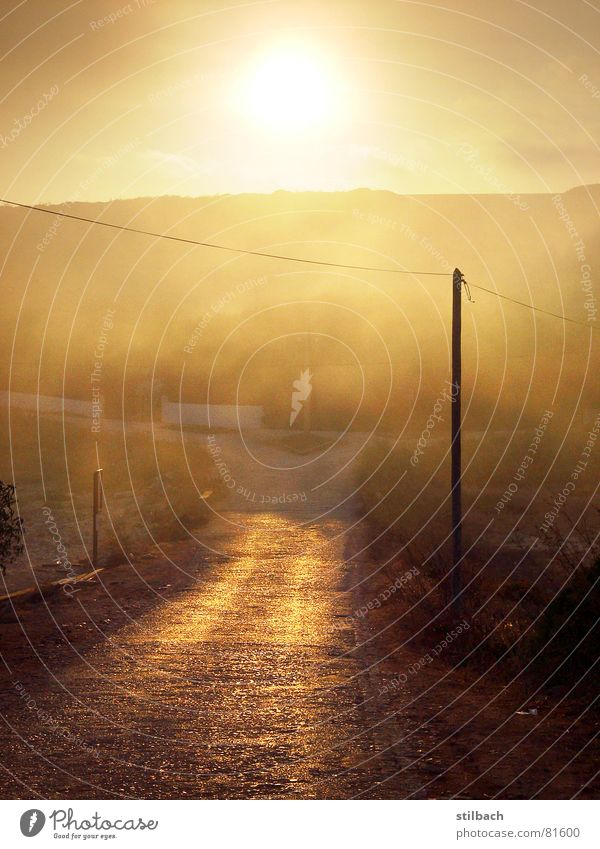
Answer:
[1,188,598,433]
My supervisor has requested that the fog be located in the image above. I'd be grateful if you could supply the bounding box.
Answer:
[1,188,598,574]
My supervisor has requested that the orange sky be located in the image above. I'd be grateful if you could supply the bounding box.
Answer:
[1,0,599,202]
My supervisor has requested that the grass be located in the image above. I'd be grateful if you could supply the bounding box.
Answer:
[0,409,224,567]
[353,435,600,692]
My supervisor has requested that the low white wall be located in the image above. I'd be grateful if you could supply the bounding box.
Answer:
[0,391,92,417]
[161,397,263,429]
[0,392,264,430]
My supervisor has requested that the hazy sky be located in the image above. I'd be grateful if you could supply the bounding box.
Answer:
[1,0,599,202]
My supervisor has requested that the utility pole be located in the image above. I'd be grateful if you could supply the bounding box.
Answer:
[451,268,463,610]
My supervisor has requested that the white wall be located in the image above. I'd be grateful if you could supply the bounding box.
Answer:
[161,397,263,429]
[0,391,93,417]
[0,391,264,430]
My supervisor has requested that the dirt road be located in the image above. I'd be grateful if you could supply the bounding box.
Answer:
[0,432,423,797]
[0,431,597,798]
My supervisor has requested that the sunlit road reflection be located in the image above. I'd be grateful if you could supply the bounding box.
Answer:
[0,503,415,798]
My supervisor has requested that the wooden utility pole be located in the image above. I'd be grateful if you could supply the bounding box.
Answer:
[92,468,103,569]
[451,268,463,609]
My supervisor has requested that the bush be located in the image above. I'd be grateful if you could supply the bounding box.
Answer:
[527,557,600,686]
[0,481,24,575]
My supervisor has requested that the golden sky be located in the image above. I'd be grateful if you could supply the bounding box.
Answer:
[1,0,599,202]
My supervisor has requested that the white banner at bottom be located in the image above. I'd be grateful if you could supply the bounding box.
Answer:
[1,799,598,848]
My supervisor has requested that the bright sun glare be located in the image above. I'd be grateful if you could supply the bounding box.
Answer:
[238,45,336,133]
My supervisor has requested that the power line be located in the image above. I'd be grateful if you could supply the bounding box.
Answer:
[0,197,447,277]
[0,196,595,331]
[466,278,596,331]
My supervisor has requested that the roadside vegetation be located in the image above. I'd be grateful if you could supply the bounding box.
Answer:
[354,433,600,695]
[0,480,24,576]
[0,409,223,578]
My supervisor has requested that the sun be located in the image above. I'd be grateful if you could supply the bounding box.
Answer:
[237,45,336,133]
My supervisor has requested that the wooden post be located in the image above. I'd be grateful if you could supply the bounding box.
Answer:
[92,468,103,569]
[451,269,463,609]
